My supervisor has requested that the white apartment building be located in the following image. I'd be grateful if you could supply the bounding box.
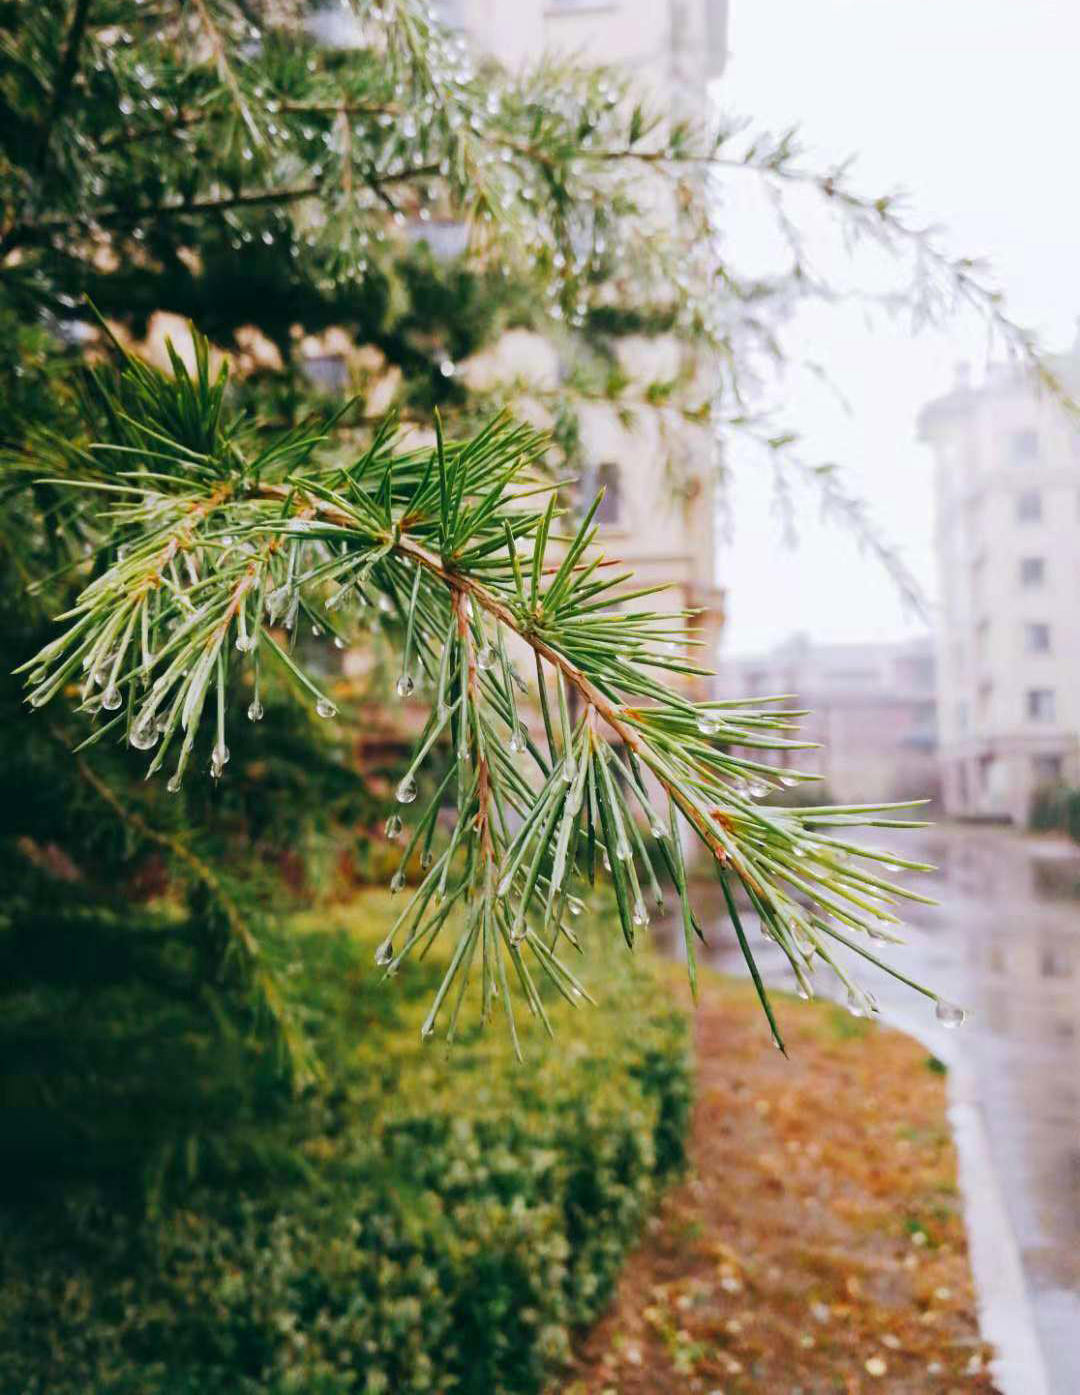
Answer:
[919,339,1080,823]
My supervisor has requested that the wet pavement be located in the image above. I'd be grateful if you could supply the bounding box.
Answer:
[660,823,1080,1394]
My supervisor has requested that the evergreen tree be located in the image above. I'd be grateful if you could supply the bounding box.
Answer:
[1,0,1041,1165]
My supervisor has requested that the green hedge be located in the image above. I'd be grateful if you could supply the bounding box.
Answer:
[0,895,691,1395]
[1029,783,1080,841]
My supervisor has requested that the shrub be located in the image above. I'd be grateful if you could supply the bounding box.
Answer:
[1029,783,1080,842]
[0,895,691,1395]
[1029,782,1068,832]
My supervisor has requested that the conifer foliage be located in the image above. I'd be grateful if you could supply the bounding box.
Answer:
[19,334,948,1053]
[1,0,1019,1072]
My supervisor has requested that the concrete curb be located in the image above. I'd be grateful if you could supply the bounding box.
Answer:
[887,1007,1049,1395]
[947,1053,1050,1395]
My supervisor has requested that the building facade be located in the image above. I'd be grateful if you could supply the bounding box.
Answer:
[434,0,730,689]
[720,634,938,804]
[436,0,728,110]
[919,342,1080,823]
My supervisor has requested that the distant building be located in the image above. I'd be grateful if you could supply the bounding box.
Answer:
[720,634,938,804]
[919,339,1080,823]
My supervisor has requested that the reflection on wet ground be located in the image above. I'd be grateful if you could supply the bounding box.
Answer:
[659,824,1080,1394]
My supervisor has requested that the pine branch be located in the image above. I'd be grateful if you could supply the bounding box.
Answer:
[34,0,94,174]
[14,339,963,1050]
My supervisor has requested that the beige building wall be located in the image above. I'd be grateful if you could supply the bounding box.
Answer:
[439,1,727,102]
[436,0,729,692]
[919,343,1080,823]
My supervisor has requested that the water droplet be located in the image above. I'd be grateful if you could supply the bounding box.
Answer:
[385,814,403,840]
[265,585,290,621]
[508,727,527,754]
[567,897,583,917]
[420,850,433,869]
[377,594,393,614]
[649,820,666,839]
[102,686,122,710]
[421,1021,435,1042]
[602,850,612,871]
[235,634,255,653]
[390,870,406,893]
[129,717,158,750]
[167,773,182,793]
[935,999,966,1029]
[780,775,799,788]
[561,757,576,784]
[395,673,415,697]
[439,359,456,377]
[477,644,497,670]
[631,900,650,928]
[247,699,264,722]
[311,623,322,637]
[154,713,170,734]
[747,780,769,798]
[29,690,50,708]
[315,698,337,719]
[396,775,418,804]
[846,990,866,1018]
[210,742,229,778]
[697,715,721,736]
[796,985,812,1001]
[375,939,394,966]
[334,636,346,650]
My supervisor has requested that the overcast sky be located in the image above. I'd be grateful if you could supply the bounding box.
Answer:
[716,0,1080,657]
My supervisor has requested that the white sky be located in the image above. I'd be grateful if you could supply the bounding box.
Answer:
[717,0,1080,657]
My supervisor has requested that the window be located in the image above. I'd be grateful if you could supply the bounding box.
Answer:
[1016,490,1042,522]
[581,462,621,525]
[1024,622,1051,654]
[1039,944,1072,978]
[1009,429,1039,464]
[301,354,348,393]
[825,668,878,687]
[1033,754,1064,786]
[1026,688,1056,722]
[1020,557,1045,587]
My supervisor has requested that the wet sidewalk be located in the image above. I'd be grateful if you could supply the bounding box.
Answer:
[662,823,1080,1394]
